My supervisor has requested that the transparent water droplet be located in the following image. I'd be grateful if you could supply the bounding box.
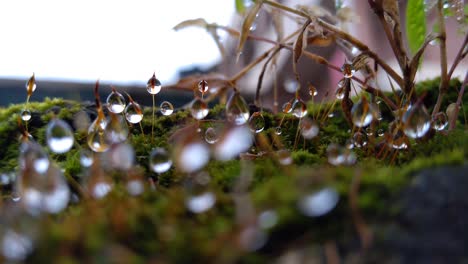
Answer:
[21,109,32,122]
[292,99,307,118]
[226,92,250,125]
[40,165,70,214]
[198,80,209,94]
[298,187,339,217]
[277,149,293,165]
[387,124,408,150]
[327,144,355,166]
[377,129,384,137]
[104,114,129,144]
[126,179,144,196]
[186,192,216,213]
[80,149,94,167]
[215,125,253,161]
[258,210,278,229]
[274,126,282,135]
[335,87,345,100]
[1,229,34,261]
[160,101,174,116]
[106,143,135,171]
[46,119,74,154]
[341,63,355,78]
[106,90,126,114]
[352,131,368,148]
[87,115,109,152]
[432,112,448,131]
[176,141,210,173]
[402,104,431,139]
[239,225,267,252]
[125,102,143,124]
[149,148,172,174]
[351,46,360,56]
[328,112,335,118]
[19,141,50,174]
[282,100,294,114]
[205,127,219,144]
[308,84,318,97]
[300,117,319,139]
[91,181,112,199]
[146,73,162,95]
[365,127,373,136]
[351,97,377,127]
[284,78,299,93]
[248,112,265,133]
[345,139,354,149]
[190,98,209,120]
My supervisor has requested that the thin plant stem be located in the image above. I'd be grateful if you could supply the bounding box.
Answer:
[432,0,449,116]
[449,72,468,131]
[152,94,155,144]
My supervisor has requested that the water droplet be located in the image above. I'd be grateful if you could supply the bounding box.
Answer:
[104,114,129,144]
[351,96,377,127]
[124,102,143,124]
[190,98,209,120]
[19,141,50,174]
[386,124,409,150]
[258,210,278,229]
[106,90,126,114]
[300,117,319,139]
[277,149,293,165]
[176,141,210,173]
[351,46,360,55]
[80,149,94,167]
[377,129,384,137]
[328,112,335,118]
[126,179,144,196]
[87,115,109,152]
[308,84,318,97]
[1,229,34,261]
[86,159,113,199]
[186,192,216,213]
[21,110,32,122]
[40,165,70,214]
[345,139,354,149]
[215,125,253,161]
[341,63,355,78]
[205,127,219,144]
[149,148,172,174]
[327,144,355,166]
[105,143,135,171]
[90,181,112,199]
[248,112,265,133]
[298,187,339,217]
[284,78,299,93]
[239,225,267,252]
[25,73,36,96]
[432,112,448,131]
[198,80,209,94]
[274,126,282,135]
[226,92,250,125]
[446,103,458,123]
[46,119,74,154]
[352,131,368,148]
[73,111,90,133]
[146,73,162,95]
[402,104,431,139]
[160,101,174,116]
[292,99,307,118]
[335,87,345,100]
[365,127,373,136]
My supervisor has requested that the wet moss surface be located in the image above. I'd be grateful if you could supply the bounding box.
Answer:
[0,78,467,263]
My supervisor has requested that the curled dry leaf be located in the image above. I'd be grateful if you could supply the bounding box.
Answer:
[236,1,263,61]
[306,33,335,47]
[352,53,370,71]
[173,18,208,31]
[294,19,312,64]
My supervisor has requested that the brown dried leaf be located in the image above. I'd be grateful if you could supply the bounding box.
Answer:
[236,1,263,61]
[294,19,311,64]
[173,18,208,31]
[306,34,335,47]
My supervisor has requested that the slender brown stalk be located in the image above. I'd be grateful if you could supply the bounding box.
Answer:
[448,33,468,80]
[432,0,449,116]
[449,72,468,130]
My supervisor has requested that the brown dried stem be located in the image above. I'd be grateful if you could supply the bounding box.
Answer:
[449,72,467,131]
[432,0,450,116]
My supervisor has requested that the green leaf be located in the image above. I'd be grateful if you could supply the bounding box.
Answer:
[406,0,426,55]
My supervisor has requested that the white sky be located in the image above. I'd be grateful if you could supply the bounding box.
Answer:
[0,1,235,85]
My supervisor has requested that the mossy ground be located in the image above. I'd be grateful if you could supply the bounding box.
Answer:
[0,78,466,263]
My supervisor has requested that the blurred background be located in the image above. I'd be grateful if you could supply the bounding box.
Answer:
[0,0,466,107]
